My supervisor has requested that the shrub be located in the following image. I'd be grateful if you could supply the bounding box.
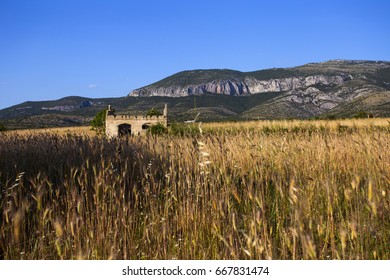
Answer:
[90,109,107,135]
[148,122,167,135]
[146,108,162,117]
[353,111,369,119]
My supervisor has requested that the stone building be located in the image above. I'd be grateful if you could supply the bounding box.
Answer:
[105,104,167,137]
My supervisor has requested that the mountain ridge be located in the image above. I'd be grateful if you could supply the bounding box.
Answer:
[128,59,390,119]
[130,60,390,97]
[1,60,390,130]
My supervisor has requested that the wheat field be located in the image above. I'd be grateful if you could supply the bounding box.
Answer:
[0,119,389,259]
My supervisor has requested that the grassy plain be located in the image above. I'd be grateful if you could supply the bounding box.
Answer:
[3,126,95,137]
[0,118,389,259]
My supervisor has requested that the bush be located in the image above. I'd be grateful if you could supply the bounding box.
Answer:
[326,114,336,120]
[353,111,369,119]
[0,122,5,132]
[146,108,162,117]
[148,123,167,135]
[90,109,107,135]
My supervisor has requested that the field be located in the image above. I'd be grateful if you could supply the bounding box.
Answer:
[0,119,389,259]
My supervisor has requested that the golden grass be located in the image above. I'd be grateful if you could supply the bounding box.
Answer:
[200,118,390,133]
[0,118,389,259]
[4,126,95,137]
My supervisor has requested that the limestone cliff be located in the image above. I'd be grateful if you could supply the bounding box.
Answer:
[130,74,350,97]
[129,60,390,111]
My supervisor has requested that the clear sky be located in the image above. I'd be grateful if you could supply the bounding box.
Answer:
[0,0,389,109]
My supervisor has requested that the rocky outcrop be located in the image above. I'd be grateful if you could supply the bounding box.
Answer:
[131,80,249,97]
[130,74,351,97]
[127,60,390,117]
[41,100,94,112]
[244,74,350,93]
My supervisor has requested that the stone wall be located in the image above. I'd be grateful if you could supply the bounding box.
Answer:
[105,105,167,137]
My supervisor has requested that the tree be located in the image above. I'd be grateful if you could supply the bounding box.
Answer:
[146,108,162,117]
[90,109,107,135]
[148,123,167,135]
[353,111,370,119]
[0,122,6,132]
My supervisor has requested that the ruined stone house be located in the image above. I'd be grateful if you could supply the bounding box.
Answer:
[105,104,167,137]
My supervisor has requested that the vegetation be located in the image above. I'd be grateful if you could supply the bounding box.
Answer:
[144,60,390,89]
[0,118,389,259]
[148,69,245,88]
[146,108,162,117]
[0,122,5,132]
[90,109,107,135]
[148,122,167,135]
[353,111,371,119]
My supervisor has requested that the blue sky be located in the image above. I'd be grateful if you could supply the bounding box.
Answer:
[0,0,389,109]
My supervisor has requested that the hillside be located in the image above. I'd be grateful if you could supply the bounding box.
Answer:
[0,94,280,129]
[130,60,390,96]
[1,60,390,130]
[325,91,390,118]
[130,60,390,118]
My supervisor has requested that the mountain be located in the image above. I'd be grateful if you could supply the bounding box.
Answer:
[0,96,118,130]
[130,60,390,97]
[130,60,390,116]
[1,60,390,130]
[325,90,390,118]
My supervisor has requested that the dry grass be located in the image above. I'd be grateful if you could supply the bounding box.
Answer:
[0,118,389,259]
[200,118,390,134]
[4,126,95,137]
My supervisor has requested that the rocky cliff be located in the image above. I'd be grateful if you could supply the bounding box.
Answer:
[131,74,350,97]
[129,60,390,112]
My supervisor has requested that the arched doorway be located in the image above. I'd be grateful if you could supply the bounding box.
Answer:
[142,123,151,130]
[118,123,131,136]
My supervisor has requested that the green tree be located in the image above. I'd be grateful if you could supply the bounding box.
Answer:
[353,111,370,119]
[0,122,6,132]
[90,109,107,135]
[146,108,162,117]
[148,123,167,135]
